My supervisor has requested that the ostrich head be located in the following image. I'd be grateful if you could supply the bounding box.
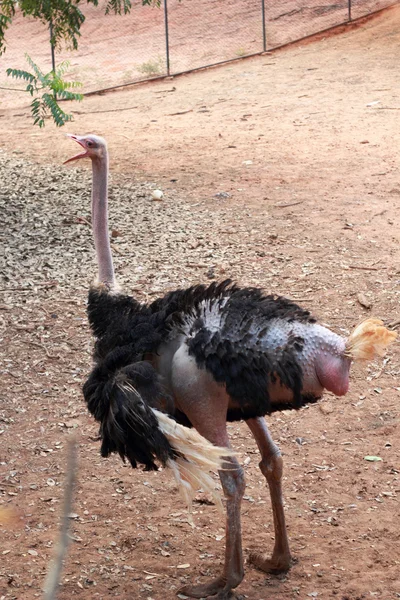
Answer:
[64,134,107,164]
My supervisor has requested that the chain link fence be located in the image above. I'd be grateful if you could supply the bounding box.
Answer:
[0,0,397,95]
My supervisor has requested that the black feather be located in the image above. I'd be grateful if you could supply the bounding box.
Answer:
[87,286,142,338]
[83,359,175,470]
[183,282,310,415]
[84,278,318,463]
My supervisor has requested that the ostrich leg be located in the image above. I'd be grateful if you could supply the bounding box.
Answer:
[246,417,292,573]
[180,448,245,600]
[172,348,245,599]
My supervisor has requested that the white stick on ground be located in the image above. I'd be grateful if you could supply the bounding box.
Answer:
[43,437,78,600]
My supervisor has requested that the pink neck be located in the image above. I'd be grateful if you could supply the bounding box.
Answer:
[91,154,115,288]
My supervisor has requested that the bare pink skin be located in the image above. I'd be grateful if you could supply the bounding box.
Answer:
[262,319,351,401]
[300,325,351,397]
[316,353,351,396]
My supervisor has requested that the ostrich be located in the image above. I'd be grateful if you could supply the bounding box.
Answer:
[64,134,396,600]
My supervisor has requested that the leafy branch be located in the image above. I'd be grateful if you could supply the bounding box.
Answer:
[6,54,83,127]
[0,0,132,55]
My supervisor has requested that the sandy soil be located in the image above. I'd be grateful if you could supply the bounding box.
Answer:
[1,5,400,600]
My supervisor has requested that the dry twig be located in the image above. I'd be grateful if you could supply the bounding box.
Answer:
[43,438,78,600]
[273,200,304,208]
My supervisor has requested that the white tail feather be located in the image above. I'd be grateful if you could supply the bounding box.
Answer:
[152,409,234,514]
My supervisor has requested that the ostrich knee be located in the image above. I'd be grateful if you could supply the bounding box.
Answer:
[246,417,291,573]
[259,451,283,484]
[221,462,246,499]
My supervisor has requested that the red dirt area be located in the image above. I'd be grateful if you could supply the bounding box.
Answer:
[1,5,400,600]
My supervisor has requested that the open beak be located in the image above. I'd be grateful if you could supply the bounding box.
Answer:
[64,134,89,164]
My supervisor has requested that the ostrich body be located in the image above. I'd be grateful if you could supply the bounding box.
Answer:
[65,134,396,600]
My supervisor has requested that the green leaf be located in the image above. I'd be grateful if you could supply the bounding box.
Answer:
[6,68,36,83]
[43,92,74,127]
[364,456,382,462]
[25,53,44,80]
[105,0,131,15]
[55,60,72,78]
[30,97,46,127]
[56,89,83,101]
[8,54,82,127]
[0,13,13,55]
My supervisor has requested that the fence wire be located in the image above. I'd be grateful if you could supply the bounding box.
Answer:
[0,0,397,95]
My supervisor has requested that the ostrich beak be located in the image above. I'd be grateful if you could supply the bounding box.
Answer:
[64,134,89,163]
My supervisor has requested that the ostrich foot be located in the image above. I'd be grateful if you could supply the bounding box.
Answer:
[207,592,238,600]
[178,576,238,599]
[248,551,292,574]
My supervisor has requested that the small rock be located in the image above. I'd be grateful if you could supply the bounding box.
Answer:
[63,420,80,429]
[319,402,334,415]
[151,190,163,201]
[357,292,372,309]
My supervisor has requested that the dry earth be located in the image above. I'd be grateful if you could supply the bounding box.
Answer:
[1,6,400,600]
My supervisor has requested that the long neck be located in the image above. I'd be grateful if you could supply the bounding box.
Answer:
[91,154,115,288]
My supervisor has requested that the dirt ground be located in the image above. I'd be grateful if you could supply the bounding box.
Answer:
[1,5,400,600]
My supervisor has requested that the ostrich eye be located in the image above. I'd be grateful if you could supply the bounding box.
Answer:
[87,140,95,148]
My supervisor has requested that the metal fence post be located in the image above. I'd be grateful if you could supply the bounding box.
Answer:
[348,0,352,21]
[49,19,57,99]
[261,0,267,52]
[163,0,171,76]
